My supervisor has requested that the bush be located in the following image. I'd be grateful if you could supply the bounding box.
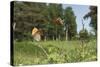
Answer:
[79,29,89,42]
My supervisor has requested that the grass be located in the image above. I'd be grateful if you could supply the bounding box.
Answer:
[13,39,97,66]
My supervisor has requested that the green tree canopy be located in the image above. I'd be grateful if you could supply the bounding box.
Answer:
[64,7,77,40]
[84,6,97,35]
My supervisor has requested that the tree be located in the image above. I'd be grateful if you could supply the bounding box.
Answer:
[79,29,89,43]
[13,1,64,41]
[84,6,97,35]
[45,4,64,40]
[64,7,77,40]
[13,1,48,40]
[79,19,89,44]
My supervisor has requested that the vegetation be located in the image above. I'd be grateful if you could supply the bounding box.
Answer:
[11,1,97,66]
[13,1,77,41]
[84,6,97,35]
[14,40,97,65]
[64,7,77,40]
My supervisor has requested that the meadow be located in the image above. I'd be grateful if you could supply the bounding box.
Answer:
[14,39,97,65]
[12,1,97,66]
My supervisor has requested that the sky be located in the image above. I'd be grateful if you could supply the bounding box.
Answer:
[62,4,91,33]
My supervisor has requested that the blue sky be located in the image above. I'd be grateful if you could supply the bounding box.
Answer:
[62,4,91,33]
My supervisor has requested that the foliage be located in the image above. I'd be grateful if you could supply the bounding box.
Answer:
[13,1,78,41]
[84,6,97,35]
[14,40,97,65]
[64,7,77,40]
[13,2,48,40]
[12,2,97,66]
[44,3,64,40]
[79,29,89,42]
[13,1,65,41]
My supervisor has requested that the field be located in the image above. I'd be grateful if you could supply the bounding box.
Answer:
[14,40,97,66]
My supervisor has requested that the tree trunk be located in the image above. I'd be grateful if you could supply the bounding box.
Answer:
[44,35,47,41]
[56,25,58,41]
[58,34,61,40]
[53,36,55,41]
[65,30,68,40]
[13,22,16,31]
